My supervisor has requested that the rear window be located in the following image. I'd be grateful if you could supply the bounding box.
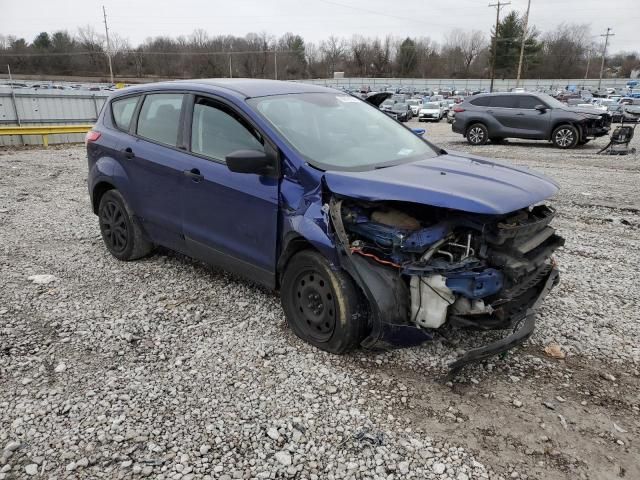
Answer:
[491,95,518,108]
[136,94,184,147]
[111,96,139,131]
[470,96,492,107]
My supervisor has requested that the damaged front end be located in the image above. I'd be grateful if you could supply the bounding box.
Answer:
[329,198,563,372]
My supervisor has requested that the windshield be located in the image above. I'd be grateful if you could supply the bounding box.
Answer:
[538,93,567,109]
[423,102,440,109]
[248,93,438,171]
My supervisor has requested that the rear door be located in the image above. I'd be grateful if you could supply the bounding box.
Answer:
[488,95,520,132]
[122,92,192,252]
[181,95,279,287]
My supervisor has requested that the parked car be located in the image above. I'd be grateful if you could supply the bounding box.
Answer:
[452,92,611,148]
[446,107,456,124]
[86,79,563,371]
[385,102,412,122]
[418,101,445,122]
[406,98,423,115]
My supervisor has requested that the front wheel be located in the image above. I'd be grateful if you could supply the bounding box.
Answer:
[552,124,579,149]
[280,250,367,354]
[466,123,489,145]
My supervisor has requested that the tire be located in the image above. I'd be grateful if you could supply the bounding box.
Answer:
[578,139,591,145]
[466,123,489,145]
[490,137,505,144]
[551,124,579,149]
[280,250,366,354]
[98,189,153,261]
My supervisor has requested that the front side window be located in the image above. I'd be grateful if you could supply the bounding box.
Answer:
[111,95,139,131]
[191,99,264,161]
[516,96,542,109]
[136,93,184,147]
[248,93,437,171]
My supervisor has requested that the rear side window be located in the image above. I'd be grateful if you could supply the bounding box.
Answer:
[470,96,492,107]
[191,98,264,161]
[136,94,184,146]
[111,96,139,131]
[491,96,518,108]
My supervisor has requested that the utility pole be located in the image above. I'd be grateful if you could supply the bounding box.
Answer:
[274,50,278,80]
[598,27,614,90]
[515,0,531,87]
[489,1,510,92]
[584,48,591,80]
[102,6,114,84]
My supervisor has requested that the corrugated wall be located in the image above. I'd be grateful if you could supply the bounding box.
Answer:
[0,90,110,146]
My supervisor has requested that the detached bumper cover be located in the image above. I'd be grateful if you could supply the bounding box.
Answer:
[448,266,560,374]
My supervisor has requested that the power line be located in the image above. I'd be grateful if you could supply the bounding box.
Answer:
[489,1,511,93]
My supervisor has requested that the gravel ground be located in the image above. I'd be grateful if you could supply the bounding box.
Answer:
[1,122,639,480]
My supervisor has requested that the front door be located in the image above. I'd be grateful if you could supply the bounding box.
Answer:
[181,96,279,287]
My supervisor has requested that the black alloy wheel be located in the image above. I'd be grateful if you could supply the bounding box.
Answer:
[100,198,129,254]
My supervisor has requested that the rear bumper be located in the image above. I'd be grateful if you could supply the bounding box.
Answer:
[451,120,464,134]
[448,266,560,374]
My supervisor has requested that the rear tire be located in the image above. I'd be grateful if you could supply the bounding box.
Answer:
[466,123,489,145]
[281,250,366,354]
[552,124,579,149]
[98,190,153,261]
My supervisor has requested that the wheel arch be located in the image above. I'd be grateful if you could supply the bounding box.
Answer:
[92,181,116,214]
[550,120,582,141]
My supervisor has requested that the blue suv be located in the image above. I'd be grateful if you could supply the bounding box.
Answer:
[87,79,563,372]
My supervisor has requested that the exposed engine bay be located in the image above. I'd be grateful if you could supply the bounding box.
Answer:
[329,197,564,370]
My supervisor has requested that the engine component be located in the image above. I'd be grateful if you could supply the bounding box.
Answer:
[444,268,503,299]
[450,297,494,316]
[371,208,420,230]
[410,275,455,328]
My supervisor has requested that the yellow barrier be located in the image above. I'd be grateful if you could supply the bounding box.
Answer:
[0,124,94,147]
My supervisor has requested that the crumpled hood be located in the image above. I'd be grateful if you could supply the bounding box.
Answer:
[562,106,610,118]
[323,151,559,215]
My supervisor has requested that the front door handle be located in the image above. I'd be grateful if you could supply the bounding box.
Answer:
[123,147,135,159]
[516,112,525,116]
[183,168,204,182]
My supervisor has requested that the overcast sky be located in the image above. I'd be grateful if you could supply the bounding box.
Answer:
[1,0,638,52]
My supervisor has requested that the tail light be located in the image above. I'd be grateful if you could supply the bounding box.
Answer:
[453,106,465,113]
[85,130,101,145]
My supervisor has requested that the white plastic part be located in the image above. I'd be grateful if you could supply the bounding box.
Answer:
[410,275,455,329]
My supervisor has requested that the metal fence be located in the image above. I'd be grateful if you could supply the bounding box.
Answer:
[298,77,632,91]
[0,89,109,146]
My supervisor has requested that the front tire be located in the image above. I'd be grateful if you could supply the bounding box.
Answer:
[466,123,489,145]
[281,250,366,354]
[552,124,579,149]
[98,190,153,261]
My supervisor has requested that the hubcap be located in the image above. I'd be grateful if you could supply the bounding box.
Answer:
[293,271,336,342]
[100,200,128,253]
[555,129,574,147]
[469,127,484,144]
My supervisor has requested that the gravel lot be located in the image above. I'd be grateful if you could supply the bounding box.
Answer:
[1,121,639,480]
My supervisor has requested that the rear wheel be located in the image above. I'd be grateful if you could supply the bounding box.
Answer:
[98,190,153,261]
[281,250,366,354]
[466,123,489,145]
[552,124,579,149]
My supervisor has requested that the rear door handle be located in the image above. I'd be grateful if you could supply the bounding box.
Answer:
[516,113,525,116]
[183,168,204,182]
[123,147,135,159]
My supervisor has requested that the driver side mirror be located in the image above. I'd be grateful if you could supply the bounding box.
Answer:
[535,104,547,112]
[226,149,275,176]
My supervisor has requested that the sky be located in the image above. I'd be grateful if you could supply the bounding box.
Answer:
[1,0,638,52]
